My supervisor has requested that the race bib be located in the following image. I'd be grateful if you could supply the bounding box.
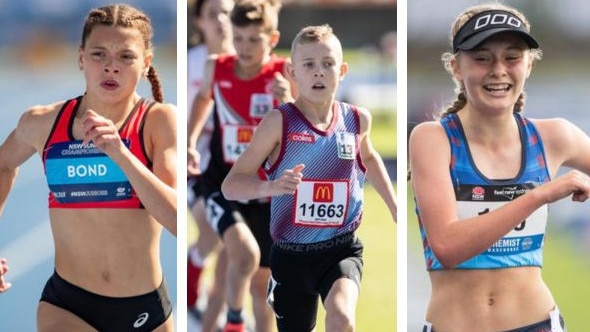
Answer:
[457,200,547,255]
[221,124,256,163]
[294,180,349,227]
[336,132,356,160]
[250,93,273,118]
[45,140,133,203]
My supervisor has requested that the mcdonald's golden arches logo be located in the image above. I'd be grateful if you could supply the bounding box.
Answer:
[313,183,333,203]
[237,127,254,143]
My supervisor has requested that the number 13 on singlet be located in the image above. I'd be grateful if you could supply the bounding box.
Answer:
[294,180,349,227]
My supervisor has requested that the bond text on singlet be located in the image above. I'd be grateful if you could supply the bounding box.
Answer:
[42,96,153,208]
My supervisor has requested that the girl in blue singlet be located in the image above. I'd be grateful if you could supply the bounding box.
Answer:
[409,3,590,332]
[0,4,176,331]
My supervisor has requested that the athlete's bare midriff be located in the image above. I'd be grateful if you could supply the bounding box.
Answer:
[49,208,163,297]
[426,267,555,332]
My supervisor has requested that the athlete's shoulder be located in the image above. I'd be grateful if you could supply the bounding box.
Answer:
[149,101,176,112]
[412,119,445,131]
[344,102,369,118]
[409,120,447,145]
[340,102,370,134]
[19,100,66,128]
[268,107,283,118]
[254,108,283,146]
[16,100,67,149]
[209,54,235,80]
[142,102,176,153]
[144,101,177,124]
[188,45,209,78]
[529,117,582,150]
[261,108,283,127]
[528,117,576,141]
[528,117,572,131]
[26,100,66,114]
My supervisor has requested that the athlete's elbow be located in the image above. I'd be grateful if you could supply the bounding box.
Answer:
[166,220,177,237]
[430,242,464,269]
[221,177,238,201]
[0,164,18,178]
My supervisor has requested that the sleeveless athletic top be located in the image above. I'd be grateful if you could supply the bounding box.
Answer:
[202,53,287,189]
[187,44,208,109]
[419,113,550,270]
[188,44,213,172]
[43,96,154,209]
[265,102,367,244]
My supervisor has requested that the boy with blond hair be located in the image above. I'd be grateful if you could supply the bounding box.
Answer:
[223,25,396,332]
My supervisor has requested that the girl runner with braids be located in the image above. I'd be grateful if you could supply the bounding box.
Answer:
[0,4,176,331]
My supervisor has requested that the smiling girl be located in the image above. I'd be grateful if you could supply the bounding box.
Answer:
[0,4,176,331]
[409,3,590,331]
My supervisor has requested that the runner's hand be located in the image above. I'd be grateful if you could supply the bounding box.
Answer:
[539,170,590,203]
[271,72,292,103]
[272,164,305,195]
[0,258,12,293]
[81,109,124,157]
[187,147,201,176]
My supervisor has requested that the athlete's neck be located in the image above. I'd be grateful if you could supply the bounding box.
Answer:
[234,54,272,80]
[294,99,335,131]
[78,93,141,125]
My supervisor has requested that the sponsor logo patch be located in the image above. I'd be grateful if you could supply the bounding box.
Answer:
[288,133,315,143]
[472,186,485,201]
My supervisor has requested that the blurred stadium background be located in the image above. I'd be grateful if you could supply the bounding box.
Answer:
[187,0,396,115]
[0,1,176,331]
[186,0,396,331]
[408,0,590,330]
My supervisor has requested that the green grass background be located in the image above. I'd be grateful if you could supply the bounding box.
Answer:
[312,185,397,331]
[406,187,590,330]
[187,111,397,331]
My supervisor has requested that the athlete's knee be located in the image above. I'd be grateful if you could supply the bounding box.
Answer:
[227,243,259,275]
[325,310,355,332]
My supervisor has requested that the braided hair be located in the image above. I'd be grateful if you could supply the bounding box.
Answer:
[438,3,541,118]
[81,4,164,102]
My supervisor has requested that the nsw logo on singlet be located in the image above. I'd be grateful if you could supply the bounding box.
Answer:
[45,140,133,203]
